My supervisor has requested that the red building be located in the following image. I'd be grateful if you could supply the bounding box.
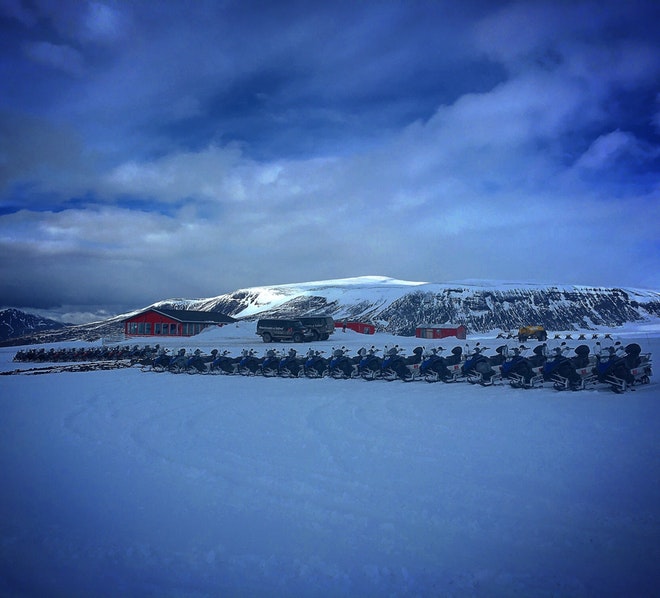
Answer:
[123,308,235,337]
[335,321,376,335]
[415,324,467,340]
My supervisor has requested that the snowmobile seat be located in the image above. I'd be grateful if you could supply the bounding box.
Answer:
[571,355,590,368]
[624,354,641,369]
[405,347,423,365]
[490,353,506,366]
[571,344,591,368]
[445,346,462,366]
[528,355,546,368]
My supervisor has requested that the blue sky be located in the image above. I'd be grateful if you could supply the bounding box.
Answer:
[1,0,659,322]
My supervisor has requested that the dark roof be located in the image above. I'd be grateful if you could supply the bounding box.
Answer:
[124,308,236,324]
[416,323,466,328]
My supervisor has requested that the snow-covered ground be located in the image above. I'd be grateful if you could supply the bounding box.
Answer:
[1,325,659,597]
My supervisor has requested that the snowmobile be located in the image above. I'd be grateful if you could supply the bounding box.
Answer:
[563,344,598,390]
[12,350,28,362]
[278,349,304,378]
[595,343,652,393]
[620,344,653,390]
[261,349,282,377]
[462,345,510,386]
[185,349,209,374]
[543,344,582,391]
[166,349,189,374]
[130,345,160,368]
[303,349,328,378]
[419,347,449,383]
[145,349,171,372]
[505,345,547,389]
[380,346,423,382]
[419,346,466,383]
[358,347,382,381]
[209,350,240,375]
[462,345,497,385]
[238,349,263,376]
[440,346,465,382]
[328,347,358,379]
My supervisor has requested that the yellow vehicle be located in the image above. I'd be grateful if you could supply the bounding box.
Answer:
[518,325,548,342]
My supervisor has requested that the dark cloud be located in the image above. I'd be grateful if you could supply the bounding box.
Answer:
[0,0,659,321]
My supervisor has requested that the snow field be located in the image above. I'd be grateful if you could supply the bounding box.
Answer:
[0,332,659,596]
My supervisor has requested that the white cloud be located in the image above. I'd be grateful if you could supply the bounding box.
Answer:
[473,1,660,116]
[424,73,585,148]
[105,145,249,202]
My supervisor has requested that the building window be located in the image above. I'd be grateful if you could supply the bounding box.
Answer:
[170,323,177,335]
[138,322,145,334]
[155,323,161,335]
[145,322,151,335]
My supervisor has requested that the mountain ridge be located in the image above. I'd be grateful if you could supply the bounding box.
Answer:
[4,277,660,345]
[0,308,68,343]
[157,276,660,335]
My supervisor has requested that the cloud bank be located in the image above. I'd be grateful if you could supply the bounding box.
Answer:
[1,0,659,320]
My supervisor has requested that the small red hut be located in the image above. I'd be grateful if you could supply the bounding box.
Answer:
[415,324,467,340]
[123,308,235,337]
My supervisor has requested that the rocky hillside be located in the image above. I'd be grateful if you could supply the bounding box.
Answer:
[0,309,68,343]
[375,286,660,336]
[167,277,660,335]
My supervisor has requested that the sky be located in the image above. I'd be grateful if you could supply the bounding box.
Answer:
[1,0,659,323]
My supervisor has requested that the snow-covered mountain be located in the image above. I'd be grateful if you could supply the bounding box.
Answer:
[0,308,68,342]
[156,276,660,335]
[156,276,428,321]
[7,276,660,345]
